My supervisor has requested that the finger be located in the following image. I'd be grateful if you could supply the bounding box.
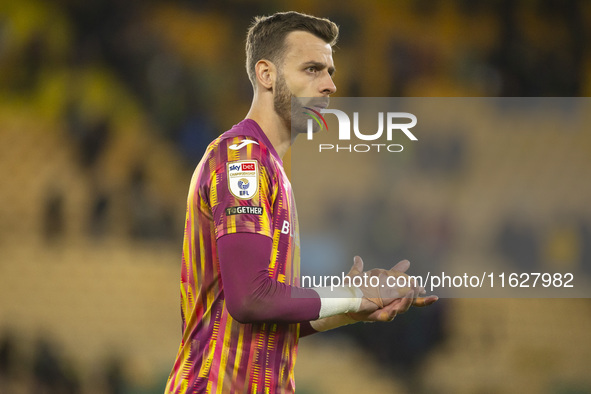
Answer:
[405,276,418,296]
[411,282,423,299]
[398,291,414,314]
[406,279,424,296]
[346,255,364,277]
[413,295,439,307]
[379,295,412,320]
[379,310,397,322]
[391,259,410,273]
[375,301,399,322]
[397,275,419,300]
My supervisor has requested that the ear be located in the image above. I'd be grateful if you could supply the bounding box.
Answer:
[254,59,276,91]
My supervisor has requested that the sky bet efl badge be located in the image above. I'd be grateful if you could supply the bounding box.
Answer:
[227,160,258,200]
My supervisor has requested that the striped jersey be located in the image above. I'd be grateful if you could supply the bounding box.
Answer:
[165,119,302,393]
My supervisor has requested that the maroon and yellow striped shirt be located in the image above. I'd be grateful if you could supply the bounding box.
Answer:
[166,119,302,393]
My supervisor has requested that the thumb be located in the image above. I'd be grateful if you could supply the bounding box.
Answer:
[391,259,410,273]
[347,256,364,277]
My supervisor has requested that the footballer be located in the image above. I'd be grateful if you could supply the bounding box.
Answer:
[165,11,437,393]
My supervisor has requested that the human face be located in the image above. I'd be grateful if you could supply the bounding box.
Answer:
[273,31,337,134]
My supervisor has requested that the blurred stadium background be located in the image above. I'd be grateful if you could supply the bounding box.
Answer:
[0,0,590,393]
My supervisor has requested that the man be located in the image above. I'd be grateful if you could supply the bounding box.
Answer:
[165,11,437,393]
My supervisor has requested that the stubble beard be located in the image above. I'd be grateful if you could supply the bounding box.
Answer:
[274,73,326,138]
[273,73,294,135]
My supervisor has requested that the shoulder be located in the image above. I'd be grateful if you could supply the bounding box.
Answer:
[209,121,276,171]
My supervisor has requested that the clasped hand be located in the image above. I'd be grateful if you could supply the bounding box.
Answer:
[346,256,438,322]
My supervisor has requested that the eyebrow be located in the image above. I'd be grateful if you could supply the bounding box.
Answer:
[302,61,336,76]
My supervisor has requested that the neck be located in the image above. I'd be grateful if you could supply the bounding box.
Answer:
[245,97,293,159]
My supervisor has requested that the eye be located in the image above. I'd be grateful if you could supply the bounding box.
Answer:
[305,66,317,73]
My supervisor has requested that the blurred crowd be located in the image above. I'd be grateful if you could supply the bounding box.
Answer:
[0,330,130,394]
[2,0,589,157]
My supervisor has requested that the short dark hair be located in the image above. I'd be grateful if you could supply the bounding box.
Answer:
[245,11,339,88]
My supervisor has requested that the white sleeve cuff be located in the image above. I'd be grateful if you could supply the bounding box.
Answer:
[314,286,363,319]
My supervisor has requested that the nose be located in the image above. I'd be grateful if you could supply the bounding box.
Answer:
[321,71,337,96]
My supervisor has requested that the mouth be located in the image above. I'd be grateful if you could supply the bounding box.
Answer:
[308,97,330,111]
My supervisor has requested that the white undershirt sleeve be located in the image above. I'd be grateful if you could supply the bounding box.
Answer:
[313,286,363,319]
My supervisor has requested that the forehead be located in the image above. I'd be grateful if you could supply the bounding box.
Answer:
[282,31,334,66]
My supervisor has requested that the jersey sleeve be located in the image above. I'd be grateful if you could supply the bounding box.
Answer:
[207,136,275,239]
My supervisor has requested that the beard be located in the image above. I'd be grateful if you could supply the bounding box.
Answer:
[273,73,327,137]
[273,72,295,133]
